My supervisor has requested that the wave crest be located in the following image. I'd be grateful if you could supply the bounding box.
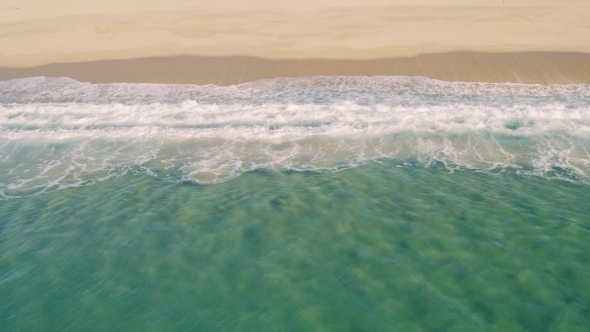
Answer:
[1,76,590,198]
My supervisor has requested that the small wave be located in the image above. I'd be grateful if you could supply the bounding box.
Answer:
[1,76,589,199]
[2,76,590,105]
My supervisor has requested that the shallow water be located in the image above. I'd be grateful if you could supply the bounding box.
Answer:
[1,77,590,331]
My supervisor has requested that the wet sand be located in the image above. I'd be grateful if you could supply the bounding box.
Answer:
[1,52,590,85]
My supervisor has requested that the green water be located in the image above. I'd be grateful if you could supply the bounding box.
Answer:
[1,162,589,331]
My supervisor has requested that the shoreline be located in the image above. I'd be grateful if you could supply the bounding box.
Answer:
[1,52,590,86]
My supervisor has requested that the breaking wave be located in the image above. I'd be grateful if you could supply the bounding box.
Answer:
[1,76,590,198]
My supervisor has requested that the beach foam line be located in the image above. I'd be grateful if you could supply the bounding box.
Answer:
[2,75,590,105]
[0,75,589,198]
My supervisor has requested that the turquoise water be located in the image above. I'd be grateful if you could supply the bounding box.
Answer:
[1,77,590,331]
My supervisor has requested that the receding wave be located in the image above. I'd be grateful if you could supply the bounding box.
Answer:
[1,76,590,198]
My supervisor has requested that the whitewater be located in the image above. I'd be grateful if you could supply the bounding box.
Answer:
[1,76,590,199]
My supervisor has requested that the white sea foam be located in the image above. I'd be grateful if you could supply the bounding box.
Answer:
[1,76,589,198]
[2,76,590,105]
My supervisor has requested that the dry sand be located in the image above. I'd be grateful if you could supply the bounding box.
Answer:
[1,0,590,84]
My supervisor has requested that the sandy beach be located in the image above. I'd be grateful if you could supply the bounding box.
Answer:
[1,0,590,84]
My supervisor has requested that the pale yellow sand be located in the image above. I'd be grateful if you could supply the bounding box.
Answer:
[1,0,590,68]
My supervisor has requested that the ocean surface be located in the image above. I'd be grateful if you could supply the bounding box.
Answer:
[1,76,589,331]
